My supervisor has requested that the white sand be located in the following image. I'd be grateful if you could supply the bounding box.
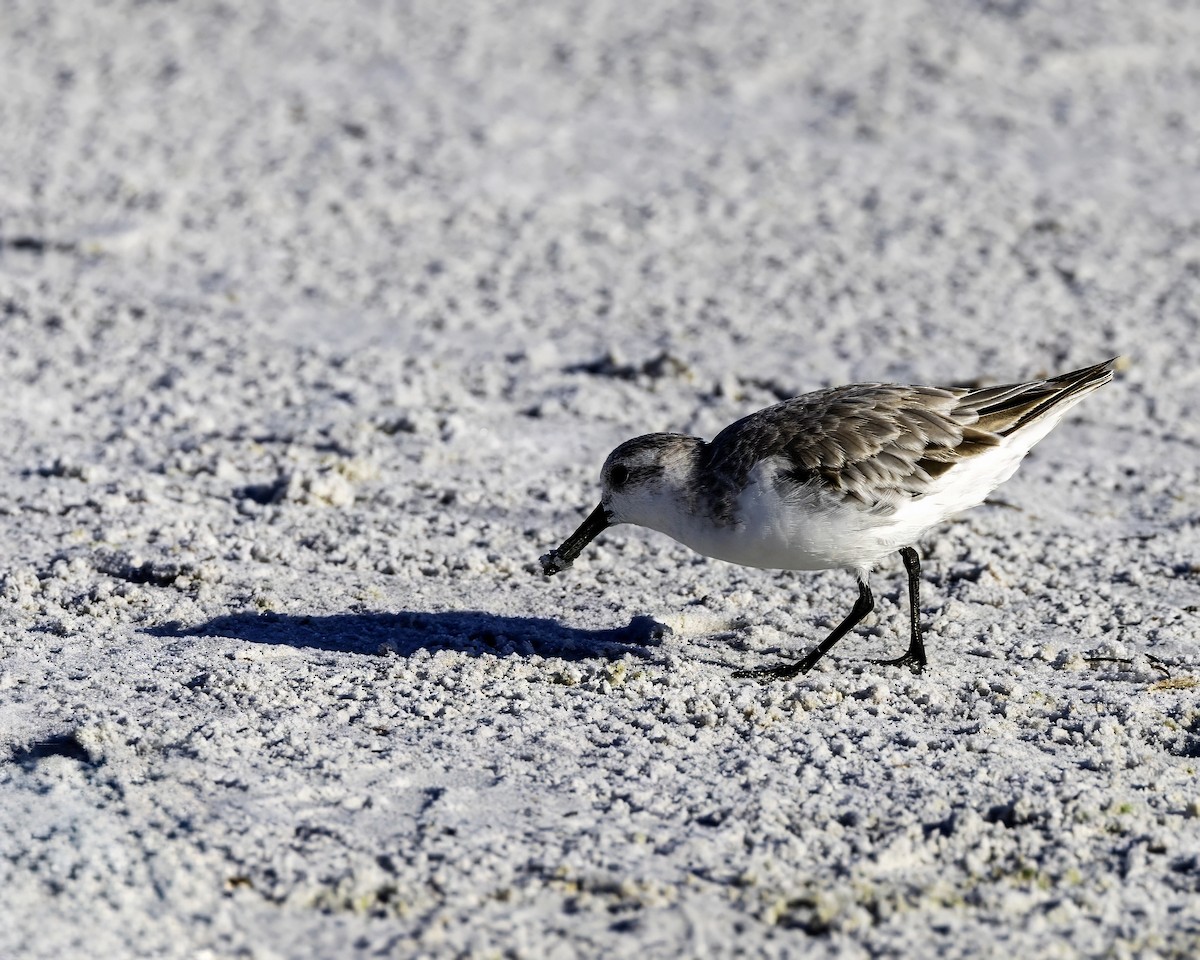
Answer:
[2,2,1199,957]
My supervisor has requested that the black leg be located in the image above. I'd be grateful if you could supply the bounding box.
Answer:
[734,577,874,682]
[870,546,927,673]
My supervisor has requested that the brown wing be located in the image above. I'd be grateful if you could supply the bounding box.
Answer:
[703,360,1115,513]
[706,383,997,510]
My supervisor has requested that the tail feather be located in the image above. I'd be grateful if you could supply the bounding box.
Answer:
[960,358,1117,437]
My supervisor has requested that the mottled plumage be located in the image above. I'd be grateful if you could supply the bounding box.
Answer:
[539,360,1117,679]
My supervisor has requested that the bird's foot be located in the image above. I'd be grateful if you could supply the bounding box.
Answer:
[869,650,927,674]
[732,654,821,683]
[732,663,802,683]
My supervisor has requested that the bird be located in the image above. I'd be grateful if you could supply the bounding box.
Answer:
[538,358,1118,680]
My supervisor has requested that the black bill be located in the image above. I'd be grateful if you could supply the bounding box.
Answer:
[539,503,612,576]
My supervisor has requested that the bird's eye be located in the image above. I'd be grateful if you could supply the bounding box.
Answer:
[610,464,629,487]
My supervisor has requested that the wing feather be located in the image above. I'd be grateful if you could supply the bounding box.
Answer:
[700,360,1115,516]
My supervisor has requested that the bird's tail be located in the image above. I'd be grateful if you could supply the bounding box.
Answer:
[962,358,1119,437]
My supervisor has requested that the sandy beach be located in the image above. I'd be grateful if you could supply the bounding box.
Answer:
[2,2,1199,956]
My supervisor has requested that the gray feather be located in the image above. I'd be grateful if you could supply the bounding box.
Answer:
[698,359,1116,516]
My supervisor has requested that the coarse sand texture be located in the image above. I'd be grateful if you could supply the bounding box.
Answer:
[2,2,1199,958]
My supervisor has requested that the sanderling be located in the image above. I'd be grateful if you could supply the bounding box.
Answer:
[539,359,1118,680]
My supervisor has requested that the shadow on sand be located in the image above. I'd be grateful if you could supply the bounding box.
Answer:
[146,610,672,662]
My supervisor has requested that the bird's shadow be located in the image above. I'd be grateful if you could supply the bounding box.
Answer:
[145,610,672,662]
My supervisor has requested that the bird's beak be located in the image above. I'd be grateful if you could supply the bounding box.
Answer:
[539,503,612,576]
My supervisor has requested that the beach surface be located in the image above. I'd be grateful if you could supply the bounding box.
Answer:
[2,2,1199,956]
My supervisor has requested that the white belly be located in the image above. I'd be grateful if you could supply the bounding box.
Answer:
[657,461,902,574]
